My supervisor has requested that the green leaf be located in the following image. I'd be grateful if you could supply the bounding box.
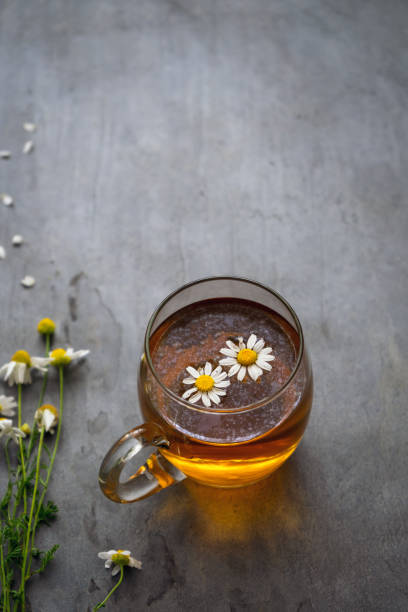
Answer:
[37,500,59,526]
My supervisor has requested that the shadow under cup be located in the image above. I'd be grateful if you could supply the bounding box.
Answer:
[99,277,313,503]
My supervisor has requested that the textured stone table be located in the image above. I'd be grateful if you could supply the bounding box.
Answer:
[0,1,407,610]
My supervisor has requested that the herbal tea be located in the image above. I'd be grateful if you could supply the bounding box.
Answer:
[139,298,312,487]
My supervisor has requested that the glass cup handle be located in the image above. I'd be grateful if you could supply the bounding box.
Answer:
[98,423,186,503]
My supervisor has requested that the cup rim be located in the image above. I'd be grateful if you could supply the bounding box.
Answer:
[144,276,305,415]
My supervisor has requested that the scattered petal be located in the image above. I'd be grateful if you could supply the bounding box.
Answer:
[21,276,35,288]
[1,193,13,206]
[22,140,34,154]
[0,150,11,159]
[23,122,36,132]
[0,246,5,259]
[12,235,23,246]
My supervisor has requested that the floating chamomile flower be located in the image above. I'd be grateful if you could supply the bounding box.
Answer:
[0,350,50,386]
[182,362,230,407]
[49,347,90,367]
[35,404,58,434]
[37,317,56,335]
[98,549,142,576]
[219,334,275,382]
[0,395,17,417]
[0,418,26,444]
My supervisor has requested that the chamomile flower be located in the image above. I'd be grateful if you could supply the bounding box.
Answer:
[49,347,90,367]
[0,395,17,417]
[35,404,59,434]
[182,362,230,407]
[219,334,275,382]
[37,317,56,335]
[0,418,26,444]
[0,350,50,386]
[98,549,142,576]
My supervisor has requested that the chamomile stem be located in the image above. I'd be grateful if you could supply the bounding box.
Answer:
[93,566,124,611]
[27,366,64,578]
[17,384,27,517]
[27,333,51,463]
[0,537,10,612]
[19,426,45,606]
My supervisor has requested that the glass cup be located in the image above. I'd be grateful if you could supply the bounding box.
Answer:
[99,277,313,503]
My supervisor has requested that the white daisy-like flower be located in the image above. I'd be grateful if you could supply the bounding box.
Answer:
[219,334,275,382]
[98,549,142,576]
[0,395,17,417]
[35,404,59,434]
[49,347,90,367]
[0,350,50,386]
[182,362,230,407]
[0,418,26,444]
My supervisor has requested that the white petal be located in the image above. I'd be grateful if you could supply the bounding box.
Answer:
[256,359,272,371]
[111,565,121,576]
[208,390,221,404]
[16,363,27,384]
[32,357,51,367]
[220,348,237,358]
[215,389,226,396]
[12,235,23,246]
[0,150,11,159]
[211,365,222,377]
[247,334,257,349]
[128,557,142,569]
[1,193,13,206]
[0,246,5,259]
[22,140,34,154]
[204,362,212,375]
[237,366,246,381]
[214,380,230,388]
[43,409,56,432]
[23,122,36,132]
[213,371,227,382]
[182,387,197,399]
[237,337,245,349]
[104,559,112,568]
[120,550,131,556]
[21,275,35,288]
[259,347,273,355]
[182,377,196,384]
[259,354,275,362]
[70,349,90,360]
[228,363,241,376]
[248,364,263,381]
[98,552,112,560]
[219,357,237,366]
[188,392,202,404]
[226,340,239,351]
[201,393,211,407]
[253,338,265,352]
[186,366,200,378]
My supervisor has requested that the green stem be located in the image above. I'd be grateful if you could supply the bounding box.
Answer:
[26,366,64,578]
[0,536,10,612]
[19,427,45,604]
[93,566,124,611]
[17,384,27,517]
[26,334,51,463]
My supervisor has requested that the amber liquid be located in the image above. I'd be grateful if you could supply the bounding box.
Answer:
[139,298,312,488]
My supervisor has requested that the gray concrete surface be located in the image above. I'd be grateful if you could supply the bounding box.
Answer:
[1,0,407,610]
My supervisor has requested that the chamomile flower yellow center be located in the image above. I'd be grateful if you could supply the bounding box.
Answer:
[237,348,257,366]
[50,348,71,366]
[194,374,214,392]
[37,318,56,335]
[11,350,32,366]
[112,552,130,565]
[39,404,58,417]
[21,423,31,435]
